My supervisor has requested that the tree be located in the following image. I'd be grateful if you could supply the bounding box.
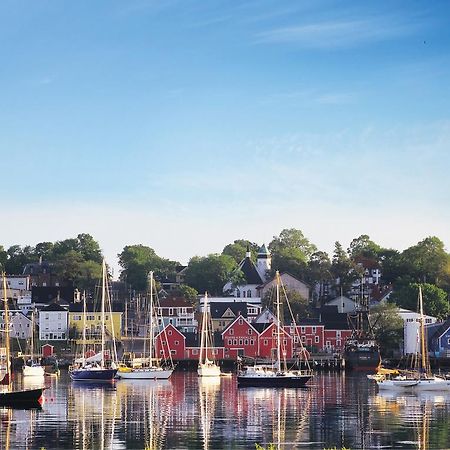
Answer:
[389,283,449,320]
[401,236,450,288]
[268,229,317,279]
[0,246,7,271]
[118,244,179,291]
[184,254,238,296]
[34,242,54,260]
[331,242,357,295]
[222,240,259,264]
[5,245,35,274]
[348,234,381,260]
[306,251,332,305]
[177,284,198,305]
[76,233,103,263]
[370,302,403,357]
[262,288,312,323]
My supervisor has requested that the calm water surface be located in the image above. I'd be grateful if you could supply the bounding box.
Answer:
[1,371,449,449]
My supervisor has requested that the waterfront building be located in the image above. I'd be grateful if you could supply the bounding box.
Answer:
[157,297,197,333]
[398,308,437,355]
[38,303,69,341]
[428,318,450,358]
[222,314,259,359]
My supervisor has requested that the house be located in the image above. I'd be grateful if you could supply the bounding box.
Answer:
[253,308,277,324]
[349,256,382,301]
[155,323,186,360]
[257,322,294,359]
[293,321,324,351]
[38,303,69,341]
[157,297,197,333]
[23,260,61,287]
[222,315,259,359]
[208,301,249,332]
[32,286,74,309]
[183,330,225,361]
[258,272,310,302]
[428,318,450,358]
[318,305,352,353]
[0,308,33,340]
[68,303,122,342]
[222,245,271,298]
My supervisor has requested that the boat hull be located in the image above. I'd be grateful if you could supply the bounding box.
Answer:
[377,377,450,391]
[237,374,312,388]
[23,365,45,377]
[343,348,381,372]
[69,368,117,381]
[0,388,44,407]
[198,364,221,377]
[117,368,173,380]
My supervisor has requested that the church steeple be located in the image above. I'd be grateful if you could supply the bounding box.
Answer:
[256,244,271,282]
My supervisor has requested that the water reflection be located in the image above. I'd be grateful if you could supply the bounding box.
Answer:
[1,373,450,448]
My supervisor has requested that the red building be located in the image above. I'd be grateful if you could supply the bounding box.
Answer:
[258,322,293,359]
[222,315,259,359]
[155,324,186,360]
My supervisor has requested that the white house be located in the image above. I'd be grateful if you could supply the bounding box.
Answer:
[5,275,30,291]
[38,303,69,341]
[398,308,438,355]
[0,310,32,340]
[223,245,271,299]
[258,272,310,301]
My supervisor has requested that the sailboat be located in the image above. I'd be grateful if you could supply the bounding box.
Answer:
[69,260,118,381]
[22,310,44,377]
[376,286,450,391]
[237,271,313,387]
[0,273,44,407]
[198,293,221,377]
[117,271,174,380]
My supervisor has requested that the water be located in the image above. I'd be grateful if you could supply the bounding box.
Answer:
[1,371,450,449]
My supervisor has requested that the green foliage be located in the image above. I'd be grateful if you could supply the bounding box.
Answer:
[331,242,357,293]
[222,239,259,263]
[370,302,403,356]
[389,283,449,319]
[177,284,198,304]
[268,229,316,279]
[348,234,381,259]
[306,251,333,305]
[263,288,312,323]
[118,244,179,291]
[184,254,238,296]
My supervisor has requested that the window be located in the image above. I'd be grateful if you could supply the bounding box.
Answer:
[264,339,268,345]
[228,339,232,345]
[229,329,234,335]
[336,331,341,338]
[250,339,254,345]
[248,329,252,335]
[247,290,251,298]
[169,308,173,316]
[192,349,198,355]
[168,330,172,336]
[174,340,179,345]
[233,339,237,345]
[236,289,240,298]
[239,318,243,325]
[239,339,243,345]
[245,339,248,345]
[326,341,331,347]
[337,340,341,346]
[315,336,319,344]
[301,326,305,333]
[301,336,306,342]
[312,326,316,334]
[426,318,432,324]
[170,350,176,355]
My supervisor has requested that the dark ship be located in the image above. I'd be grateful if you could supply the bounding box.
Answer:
[343,293,381,372]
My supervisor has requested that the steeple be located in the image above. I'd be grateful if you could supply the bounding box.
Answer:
[245,244,251,259]
[256,244,271,282]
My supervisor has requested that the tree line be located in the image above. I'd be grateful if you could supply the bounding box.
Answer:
[2,229,449,318]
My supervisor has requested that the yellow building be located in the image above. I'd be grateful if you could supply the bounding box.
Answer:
[68,303,122,344]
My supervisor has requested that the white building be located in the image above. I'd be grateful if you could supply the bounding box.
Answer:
[325,296,357,314]
[398,308,438,355]
[223,245,271,298]
[38,303,69,341]
[0,310,32,340]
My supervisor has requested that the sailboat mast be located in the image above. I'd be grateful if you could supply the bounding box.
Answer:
[276,272,281,373]
[30,310,34,361]
[149,271,154,365]
[101,259,106,369]
[199,293,207,365]
[82,291,87,363]
[418,286,429,375]
[2,274,11,387]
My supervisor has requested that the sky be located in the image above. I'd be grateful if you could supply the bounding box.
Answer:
[1,0,449,277]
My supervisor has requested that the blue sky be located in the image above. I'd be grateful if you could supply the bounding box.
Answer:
[1,0,449,273]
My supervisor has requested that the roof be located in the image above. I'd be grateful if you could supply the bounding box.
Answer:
[428,318,450,342]
[258,272,310,289]
[238,256,264,285]
[318,306,350,330]
[41,303,68,312]
[209,302,248,319]
[257,244,270,256]
[31,286,74,304]
[183,330,224,347]
[23,261,53,275]
[159,297,193,308]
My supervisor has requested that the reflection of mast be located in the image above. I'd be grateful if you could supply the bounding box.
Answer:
[199,378,220,449]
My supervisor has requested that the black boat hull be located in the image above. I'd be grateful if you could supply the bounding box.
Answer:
[237,375,312,388]
[0,388,44,407]
[344,349,381,372]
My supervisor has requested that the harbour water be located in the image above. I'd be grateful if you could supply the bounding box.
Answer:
[1,371,450,449]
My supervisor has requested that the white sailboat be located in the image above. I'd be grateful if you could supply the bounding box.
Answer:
[198,293,221,377]
[22,310,44,377]
[376,286,450,391]
[118,271,174,380]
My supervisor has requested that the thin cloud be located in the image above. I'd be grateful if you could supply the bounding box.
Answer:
[255,15,420,49]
